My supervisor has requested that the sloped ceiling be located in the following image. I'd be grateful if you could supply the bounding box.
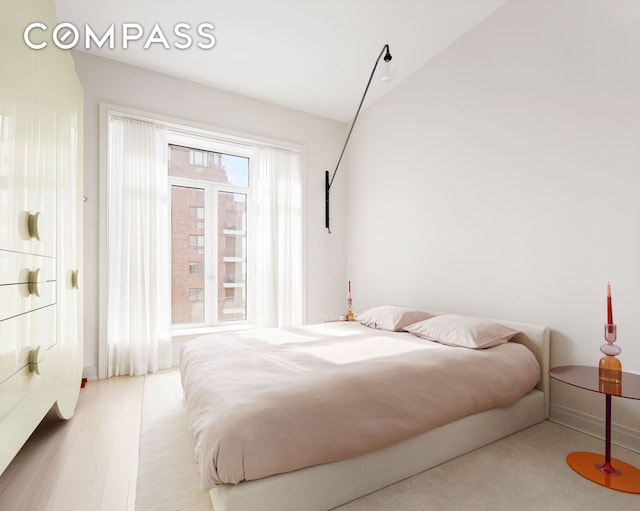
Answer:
[54,0,510,122]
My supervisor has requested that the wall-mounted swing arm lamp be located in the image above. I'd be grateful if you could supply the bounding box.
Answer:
[325,43,395,233]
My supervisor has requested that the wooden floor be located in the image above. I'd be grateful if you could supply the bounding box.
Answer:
[0,376,145,511]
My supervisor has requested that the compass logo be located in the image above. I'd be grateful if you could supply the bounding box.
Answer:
[24,22,216,50]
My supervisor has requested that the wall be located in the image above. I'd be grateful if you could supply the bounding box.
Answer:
[72,51,348,379]
[346,0,640,448]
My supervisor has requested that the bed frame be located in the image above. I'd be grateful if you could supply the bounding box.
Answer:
[209,315,550,511]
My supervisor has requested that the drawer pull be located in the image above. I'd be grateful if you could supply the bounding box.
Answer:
[28,346,42,374]
[71,269,80,290]
[28,269,41,297]
[28,212,41,240]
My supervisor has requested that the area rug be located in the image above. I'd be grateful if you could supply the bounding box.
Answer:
[334,418,640,510]
[135,368,212,511]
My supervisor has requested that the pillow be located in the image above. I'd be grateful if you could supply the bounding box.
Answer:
[404,314,519,349]
[356,306,433,332]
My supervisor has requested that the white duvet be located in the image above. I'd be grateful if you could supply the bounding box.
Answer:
[180,321,540,489]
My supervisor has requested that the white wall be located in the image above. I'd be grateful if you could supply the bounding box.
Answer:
[346,0,640,448]
[71,51,348,379]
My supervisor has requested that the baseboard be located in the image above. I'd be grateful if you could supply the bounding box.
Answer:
[82,365,98,381]
[83,355,178,382]
[549,403,640,453]
[83,338,177,382]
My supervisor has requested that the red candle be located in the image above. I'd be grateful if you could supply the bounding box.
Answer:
[607,282,613,325]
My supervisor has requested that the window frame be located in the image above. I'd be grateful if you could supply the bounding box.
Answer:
[167,131,253,332]
[98,102,307,379]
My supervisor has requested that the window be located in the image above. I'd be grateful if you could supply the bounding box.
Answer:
[188,234,205,247]
[189,206,204,219]
[188,262,203,274]
[169,138,250,327]
[188,288,204,302]
[189,149,207,167]
[104,105,303,373]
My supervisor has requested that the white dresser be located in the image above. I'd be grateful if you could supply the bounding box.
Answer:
[0,0,84,474]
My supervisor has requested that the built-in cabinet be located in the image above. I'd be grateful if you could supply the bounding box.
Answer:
[0,0,84,474]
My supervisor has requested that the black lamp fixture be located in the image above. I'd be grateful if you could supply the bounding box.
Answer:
[325,43,395,233]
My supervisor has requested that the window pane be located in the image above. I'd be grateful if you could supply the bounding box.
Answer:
[219,192,247,321]
[221,154,249,187]
[168,144,249,186]
[189,206,204,219]
[171,185,205,324]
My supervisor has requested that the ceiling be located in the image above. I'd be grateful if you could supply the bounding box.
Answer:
[55,0,509,122]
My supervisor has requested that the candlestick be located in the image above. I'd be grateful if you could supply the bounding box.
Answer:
[346,280,354,321]
[600,281,621,383]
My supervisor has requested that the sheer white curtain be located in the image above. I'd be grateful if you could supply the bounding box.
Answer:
[106,116,171,376]
[251,146,303,327]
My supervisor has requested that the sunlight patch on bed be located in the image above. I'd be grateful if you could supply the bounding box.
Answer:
[301,323,362,337]
[294,337,435,364]
[237,323,360,345]
[236,328,322,345]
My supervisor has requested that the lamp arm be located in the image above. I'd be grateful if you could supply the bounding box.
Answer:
[325,44,390,232]
[328,44,389,191]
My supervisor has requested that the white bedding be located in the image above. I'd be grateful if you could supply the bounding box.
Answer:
[180,321,540,490]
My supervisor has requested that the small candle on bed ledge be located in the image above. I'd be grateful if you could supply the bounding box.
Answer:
[346,280,354,321]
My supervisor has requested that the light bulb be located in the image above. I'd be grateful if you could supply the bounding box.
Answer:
[379,48,396,83]
[380,60,396,82]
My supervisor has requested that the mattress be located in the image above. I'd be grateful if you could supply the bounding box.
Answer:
[180,321,540,489]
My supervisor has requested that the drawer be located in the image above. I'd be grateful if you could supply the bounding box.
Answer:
[0,253,56,322]
[0,204,56,259]
[0,305,55,384]
[0,143,56,258]
[0,249,56,285]
[0,348,52,423]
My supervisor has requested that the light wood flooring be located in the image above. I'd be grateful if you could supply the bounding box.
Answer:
[0,376,144,511]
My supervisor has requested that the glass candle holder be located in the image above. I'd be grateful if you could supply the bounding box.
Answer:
[346,294,354,321]
[604,323,617,344]
[599,323,621,383]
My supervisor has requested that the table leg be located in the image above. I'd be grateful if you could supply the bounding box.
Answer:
[595,394,621,476]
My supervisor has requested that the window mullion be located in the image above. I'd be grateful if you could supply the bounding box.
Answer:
[205,184,218,326]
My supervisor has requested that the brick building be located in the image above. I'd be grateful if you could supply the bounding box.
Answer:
[168,144,247,324]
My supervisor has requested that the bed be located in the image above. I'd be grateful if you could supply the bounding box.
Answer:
[180,308,550,511]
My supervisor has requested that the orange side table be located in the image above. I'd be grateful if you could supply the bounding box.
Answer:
[549,365,640,493]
